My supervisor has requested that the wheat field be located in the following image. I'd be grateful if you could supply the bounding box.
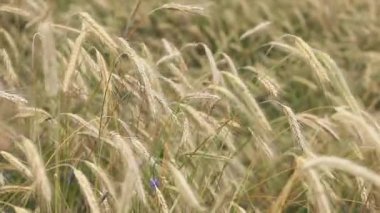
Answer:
[1,0,380,212]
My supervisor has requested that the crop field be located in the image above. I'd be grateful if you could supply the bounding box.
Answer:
[1,0,380,212]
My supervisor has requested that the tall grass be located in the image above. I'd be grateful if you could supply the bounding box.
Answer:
[1,0,380,212]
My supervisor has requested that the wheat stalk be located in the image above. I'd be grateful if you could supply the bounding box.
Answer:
[13,206,32,213]
[118,38,157,118]
[0,49,18,86]
[222,71,272,131]
[0,5,32,17]
[19,137,52,211]
[111,132,146,211]
[156,188,169,213]
[240,21,272,40]
[38,20,59,97]
[79,12,118,52]
[0,91,27,104]
[298,157,332,213]
[73,168,101,213]
[62,27,87,92]
[303,156,380,187]
[84,161,116,200]
[0,151,32,179]
[168,163,204,211]
[0,28,19,61]
[150,3,207,16]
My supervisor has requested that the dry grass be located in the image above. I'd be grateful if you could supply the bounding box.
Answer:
[1,0,380,212]
[73,168,101,213]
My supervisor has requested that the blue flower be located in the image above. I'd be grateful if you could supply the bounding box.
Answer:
[150,177,160,190]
